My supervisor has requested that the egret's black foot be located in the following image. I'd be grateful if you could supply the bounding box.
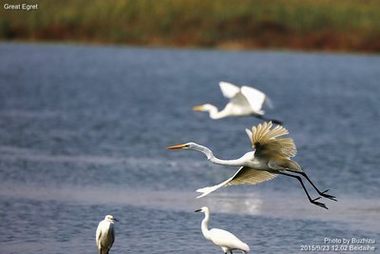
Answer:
[320,189,337,201]
[311,197,328,209]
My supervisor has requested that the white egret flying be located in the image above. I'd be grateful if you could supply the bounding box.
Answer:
[193,81,282,124]
[96,215,118,254]
[195,206,250,254]
[168,122,336,209]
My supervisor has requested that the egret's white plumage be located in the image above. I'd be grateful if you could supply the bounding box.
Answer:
[195,207,250,254]
[193,81,280,124]
[96,215,117,254]
[168,122,336,209]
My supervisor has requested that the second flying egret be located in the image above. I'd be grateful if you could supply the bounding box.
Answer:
[195,206,250,254]
[193,81,282,124]
[168,121,336,209]
[96,215,118,254]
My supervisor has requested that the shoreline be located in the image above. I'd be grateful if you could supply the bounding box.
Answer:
[1,40,379,56]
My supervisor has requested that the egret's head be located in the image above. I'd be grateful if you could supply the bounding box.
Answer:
[104,215,118,223]
[194,206,209,213]
[192,104,214,112]
[166,142,198,150]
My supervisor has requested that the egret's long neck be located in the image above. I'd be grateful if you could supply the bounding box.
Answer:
[206,105,229,119]
[201,211,211,240]
[191,144,247,167]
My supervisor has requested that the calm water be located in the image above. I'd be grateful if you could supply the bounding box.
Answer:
[0,43,379,254]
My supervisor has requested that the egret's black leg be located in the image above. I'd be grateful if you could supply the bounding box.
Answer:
[255,114,283,125]
[276,172,328,209]
[287,170,337,201]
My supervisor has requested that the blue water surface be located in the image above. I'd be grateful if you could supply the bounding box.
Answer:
[0,43,379,254]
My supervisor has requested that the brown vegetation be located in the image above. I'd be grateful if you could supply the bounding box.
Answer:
[1,0,380,52]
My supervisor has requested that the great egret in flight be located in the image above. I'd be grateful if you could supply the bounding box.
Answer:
[193,81,282,124]
[96,215,118,254]
[195,206,250,254]
[168,122,336,209]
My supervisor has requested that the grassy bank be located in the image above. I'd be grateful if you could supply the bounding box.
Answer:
[1,0,380,52]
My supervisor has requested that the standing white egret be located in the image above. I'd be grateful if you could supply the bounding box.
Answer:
[193,81,282,124]
[168,121,336,209]
[195,206,250,254]
[96,215,118,254]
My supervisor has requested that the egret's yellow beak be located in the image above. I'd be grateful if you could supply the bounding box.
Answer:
[167,144,188,150]
[192,105,205,112]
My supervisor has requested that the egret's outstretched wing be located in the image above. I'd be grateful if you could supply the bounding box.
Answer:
[251,121,296,159]
[196,167,277,198]
[227,167,277,185]
[219,81,240,98]
[241,86,266,112]
[228,90,253,113]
